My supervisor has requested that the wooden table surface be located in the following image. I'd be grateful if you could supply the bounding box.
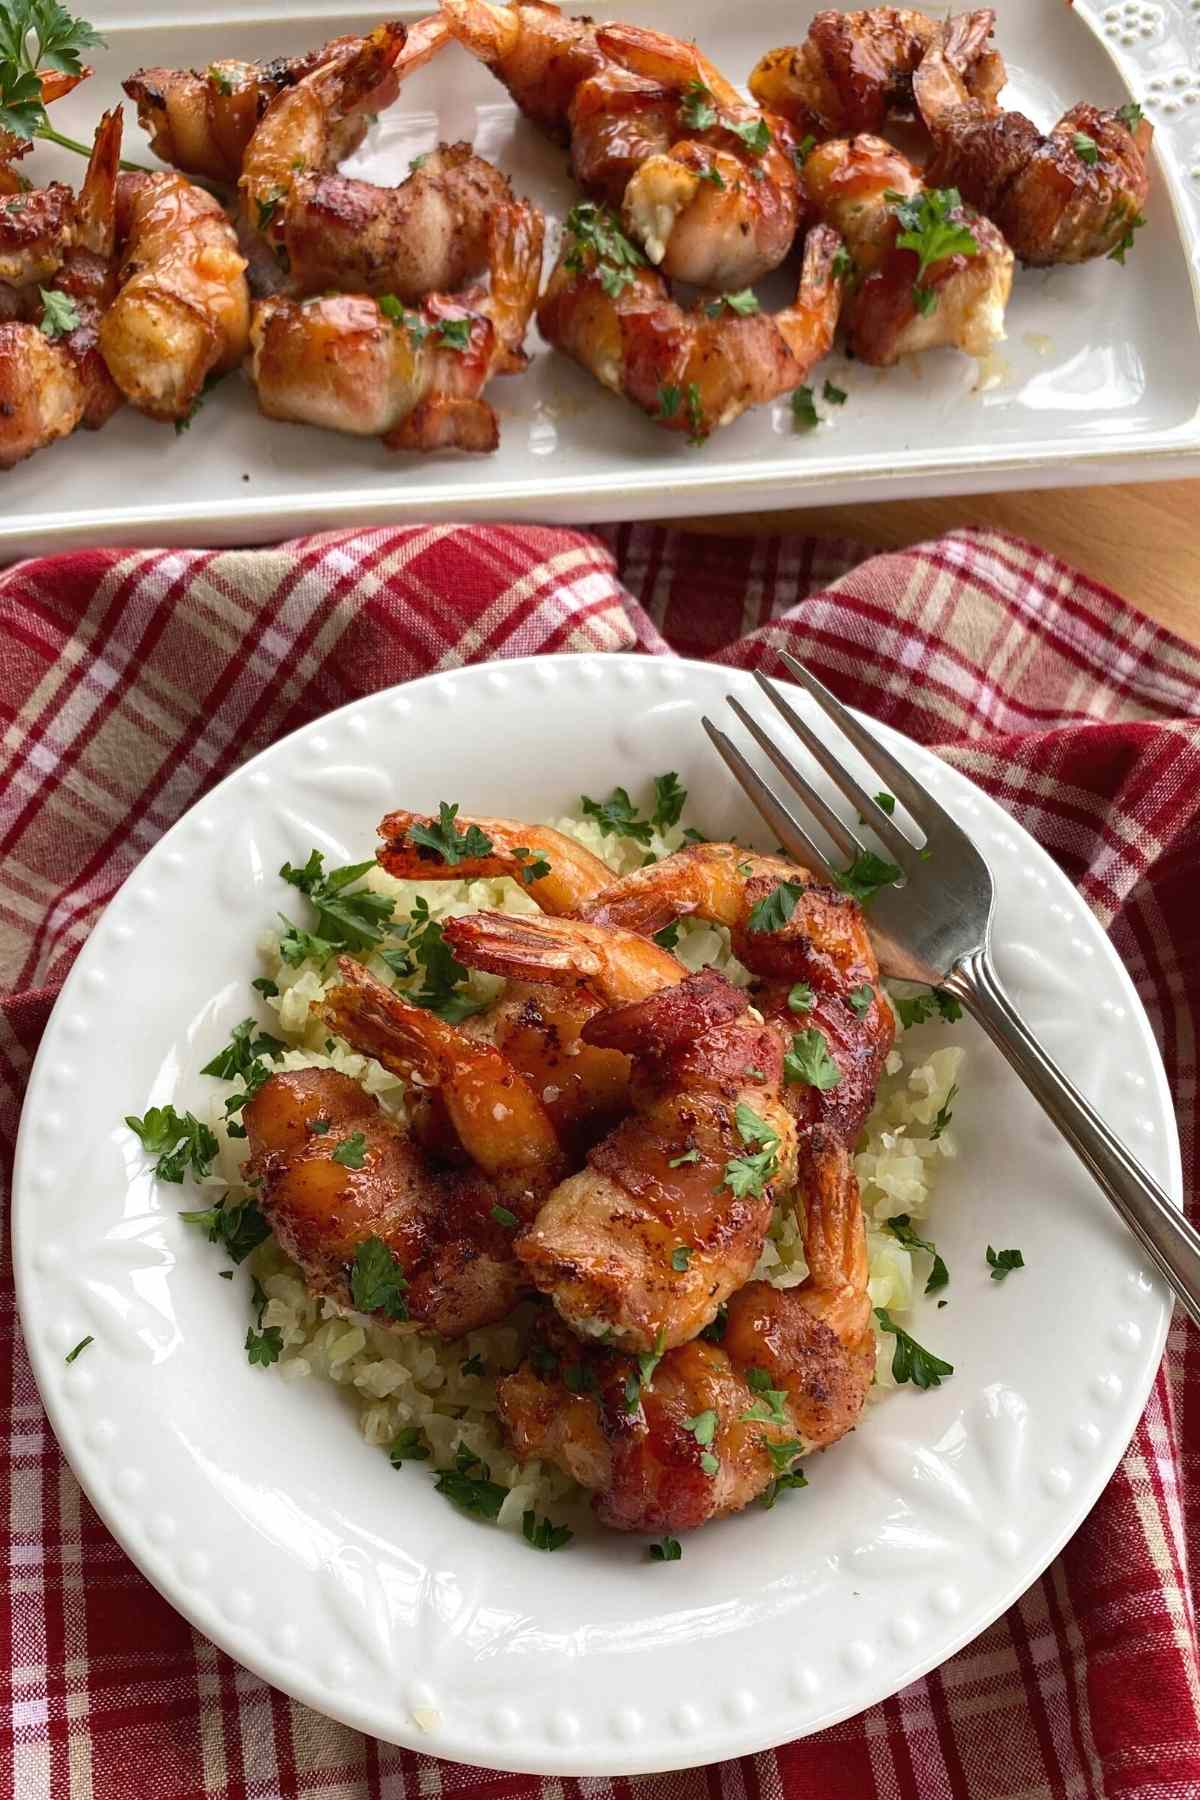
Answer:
[694,479,1200,648]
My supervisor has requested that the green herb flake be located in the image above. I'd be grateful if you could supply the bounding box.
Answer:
[822,379,847,406]
[651,771,687,830]
[888,186,978,297]
[38,287,80,339]
[987,1245,1025,1283]
[434,1447,507,1521]
[64,1334,93,1364]
[846,983,874,1017]
[730,115,771,156]
[874,1307,954,1387]
[892,986,963,1029]
[669,1146,701,1168]
[834,851,902,903]
[245,1324,283,1368]
[200,1016,285,1083]
[657,383,681,420]
[331,1131,367,1170]
[580,785,654,844]
[929,1082,959,1141]
[251,976,279,997]
[784,1027,842,1092]
[178,1197,270,1265]
[787,981,814,1013]
[522,1509,573,1552]
[349,1235,409,1319]
[654,922,681,951]
[741,1366,788,1424]
[437,316,473,352]
[791,385,819,430]
[671,1244,693,1272]
[389,1426,430,1464]
[208,64,235,95]
[648,1535,682,1561]
[491,1204,519,1230]
[1116,101,1144,131]
[563,200,646,297]
[748,878,804,933]
[1072,130,1099,166]
[279,848,395,954]
[513,845,552,883]
[721,1102,781,1198]
[885,1213,949,1295]
[126,1105,218,1184]
[680,79,717,131]
[1108,212,1146,265]
[407,801,493,866]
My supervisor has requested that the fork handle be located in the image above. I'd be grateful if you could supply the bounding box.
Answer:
[943,947,1200,1329]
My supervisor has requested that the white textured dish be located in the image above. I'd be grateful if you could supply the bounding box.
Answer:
[14,654,1180,1775]
[3,0,1200,555]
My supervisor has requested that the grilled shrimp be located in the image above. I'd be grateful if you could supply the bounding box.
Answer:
[377,810,613,915]
[582,841,894,1144]
[442,914,794,1352]
[244,1068,529,1338]
[240,19,472,296]
[538,213,844,441]
[443,0,804,288]
[914,14,1153,265]
[123,32,366,184]
[749,6,1004,141]
[249,195,542,451]
[499,1128,874,1531]
[804,134,1012,363]
[99,171,249,421]
[0,110,123,470]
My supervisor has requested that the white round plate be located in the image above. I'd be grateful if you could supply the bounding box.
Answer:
[14,655,1179,1776]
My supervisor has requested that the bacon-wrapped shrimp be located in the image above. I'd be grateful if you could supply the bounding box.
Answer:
[499,1128,874,1531]
[914,14,1153,265]
[124,33,366,184]
[99,170,250,421]
[749,6,1005,142]
[441,913,796,1353]
[442,0,804,289]
[581,841,894,1144]
[249,195,542,451]
[0,110,124,470]
[803,134,1012,364]
[538,209,844,442]
[239,19,485,298]
[244,954,568,1337]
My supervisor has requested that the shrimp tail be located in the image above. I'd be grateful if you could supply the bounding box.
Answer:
[482,198,545,373]
[440,0,523,67]
[74,107,123,258]
[384,392,499,453]
[443,910,686,1005]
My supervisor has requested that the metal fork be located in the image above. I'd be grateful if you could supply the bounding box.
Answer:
[704,651,1200,1329]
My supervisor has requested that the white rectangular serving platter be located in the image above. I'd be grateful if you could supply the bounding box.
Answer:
[3,0,1199,555]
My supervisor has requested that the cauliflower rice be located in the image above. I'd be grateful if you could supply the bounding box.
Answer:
[200,797,965,1533]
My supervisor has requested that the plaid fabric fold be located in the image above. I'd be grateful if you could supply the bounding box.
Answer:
[2,523,1197,1800]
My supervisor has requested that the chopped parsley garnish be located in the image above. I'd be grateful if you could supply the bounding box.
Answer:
[784,1027,841,1091]
[433,1445,507,1520]
[742,1366,788,1425]
[256,183,286,231]
[1108,212,1146,264]
[721,1102,781,1198]
[761,1465,808,1508]
[1072,131,1099,166]
[622,1370,642,1414]
[38,287,80,339]
[389,1426,430,1464]
[874,1308,954,1387]
[208,64,235,95]
[886,186,978,314]
[986,1245,1024,1283]
[892,986,963,1029]
[392,897,489,1023]
[1116,101,1144,131]
[680,79,717,130]
[748,878,804,933]
[730,116,771,156]
[636,1328,667,1392]
[245,1324,283,1367]
[178,1197,270,1264]
[700,1305,727,1344]
[700,161,725,188]
[250,1274,268,1328]
[822,379,847,406]
[200,1016,284,1083]
[408,802,493,866]
[437,316,473,351]
[655,923,681,951]
[763,1436,804,1473]
[831,245,854,281]
[683,1410,718,1475]
[378,293,429,347]
[522,1510,573,1552]
[794,133,816,166]
[834,851,901,903]
[279,848,394,955]
[126,1106,218,1184]
[684,381,706,445]
[580,785,654,844]
[791,385,819,430]
[929,1082,958,1141]
[331,1131,367,1170]
[657,383,681,421]
[652,771,687,830]
[251,976,278,997]
[787,981,814,1013]
[874,792,897,815]
[307,1117,330,1136]
[491,1204,519,1230]
[885,1214,949,1295]
[648,1535,682,1561]
[705,288,760,317]
[671,1244,693,1272]
[461,1353,486,1378]
[564,200,646,297]
[846,984,874,1017]
[64,1335,93,1364]
[348,1235,409,1318]
[512,845,551,883]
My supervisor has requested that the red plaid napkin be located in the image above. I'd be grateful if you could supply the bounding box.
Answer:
[2,523,1197,1798]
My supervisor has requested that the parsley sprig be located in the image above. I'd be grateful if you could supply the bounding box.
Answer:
[783,1027,841,1092]
[987,1245,1024,1283]
[721,1101,781,1199]
[747,878,804,933]
[279,850,395,957]
[37,286,78,338]
[885,1214,949,1295]
[179,1195,270,1264]
[407,802,493,867]
[891,986,963,1029]
[126,1105,218,1184]
[874,1307,954,1388]
[349,1235,409,1319]
[434,1443,508,1520]
[886,186,979,315]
